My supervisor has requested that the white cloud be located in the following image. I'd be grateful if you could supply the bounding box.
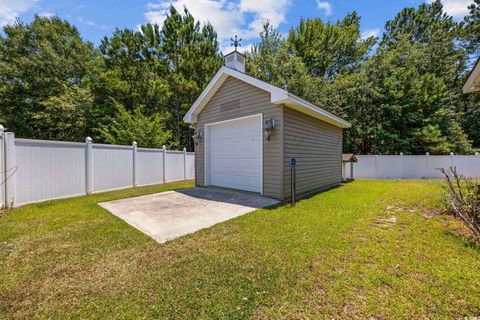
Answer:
[239,0,290,33]
[38,12,55,18]
[0,0,38,26]
[77,16,96,26]
[240,43,254,54]
[144,0,290,52]
[218,42,253,54]
[76,16,108,29]
[426,0,474,18]
[316,1,332,16]
[361,28,380,39]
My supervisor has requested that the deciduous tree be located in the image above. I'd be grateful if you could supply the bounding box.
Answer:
[0,15,97,140]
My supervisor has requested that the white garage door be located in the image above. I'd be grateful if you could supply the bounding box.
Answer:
[206,115,262,193]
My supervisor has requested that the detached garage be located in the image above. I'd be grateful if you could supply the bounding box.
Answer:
[184,50,351,201]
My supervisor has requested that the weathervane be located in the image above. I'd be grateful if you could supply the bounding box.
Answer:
[230,35,242,50]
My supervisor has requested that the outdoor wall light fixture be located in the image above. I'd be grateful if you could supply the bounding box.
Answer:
[192,129,204,146]
[263,119,275,141]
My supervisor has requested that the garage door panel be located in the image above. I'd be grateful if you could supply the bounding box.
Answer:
[209,132,257,141]
[210,157,260,166]
[209,164,260,177]
[209,147,260,159]
[210,173,260,193]
[210,122,258,139]
[210,139,258,155]
[207,115,262,193]
[209,138,258,151]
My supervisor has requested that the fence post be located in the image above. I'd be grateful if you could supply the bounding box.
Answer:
[450,152,454,168]
[350,160,354,180]
[425,152,429,179]
[85,137,93,194]
[3,130,16,208]
[476,152,479,177]
[400,152,404,179]
[132,141,137,187]
[0,125,4,208]
[183,148,187,180]
[374,155,378,178]
[162,145,166,184]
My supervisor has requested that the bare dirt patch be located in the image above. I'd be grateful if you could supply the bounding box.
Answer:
[406,206,478,242]
[372,205,401,230]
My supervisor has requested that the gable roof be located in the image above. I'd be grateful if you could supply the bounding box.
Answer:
[342,153,358,162]
[183,66,351,128]
[463,57,480,93]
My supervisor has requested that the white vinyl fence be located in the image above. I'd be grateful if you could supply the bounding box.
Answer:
[0,127,194,208]
[346,154,480,179]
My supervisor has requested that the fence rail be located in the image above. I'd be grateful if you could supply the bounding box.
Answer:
[346,154,480,179]
[1,128,194,208]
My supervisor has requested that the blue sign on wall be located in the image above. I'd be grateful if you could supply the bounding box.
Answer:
[288,158,296,167]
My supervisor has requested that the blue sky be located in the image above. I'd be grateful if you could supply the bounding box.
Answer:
[0,0,474,52]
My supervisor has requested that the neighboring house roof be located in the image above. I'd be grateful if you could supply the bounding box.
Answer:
[184,66,352,128]
[342,153,358,162]
[463,57,480,93]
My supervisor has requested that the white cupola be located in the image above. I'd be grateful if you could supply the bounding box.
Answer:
[224,50,245,73]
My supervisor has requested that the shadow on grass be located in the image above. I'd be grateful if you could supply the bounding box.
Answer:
[443,230,480,252]
[258,182,348,210]
[286,182,347,202]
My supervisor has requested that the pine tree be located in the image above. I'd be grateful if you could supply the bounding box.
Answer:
[160,6,222,149]
[288,12,375,79]
[97,101,173,148]
[246,22,318,101]
[461,0,480,56]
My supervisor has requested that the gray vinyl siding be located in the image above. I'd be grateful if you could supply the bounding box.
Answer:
[283,107,343,199]
[195,76,283,200]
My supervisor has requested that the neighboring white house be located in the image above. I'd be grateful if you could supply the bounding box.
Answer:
[463,57,480,93]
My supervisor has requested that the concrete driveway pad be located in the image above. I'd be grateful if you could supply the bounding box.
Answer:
[99,187,279,243]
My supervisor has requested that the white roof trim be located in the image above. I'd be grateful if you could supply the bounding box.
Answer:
[463,58,480,93]
[279,94,351,128]
[184,66,351,128]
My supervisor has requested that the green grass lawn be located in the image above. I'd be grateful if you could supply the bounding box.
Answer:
[1,180,479,319]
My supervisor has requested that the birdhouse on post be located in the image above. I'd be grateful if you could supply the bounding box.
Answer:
[342,153,358,182]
